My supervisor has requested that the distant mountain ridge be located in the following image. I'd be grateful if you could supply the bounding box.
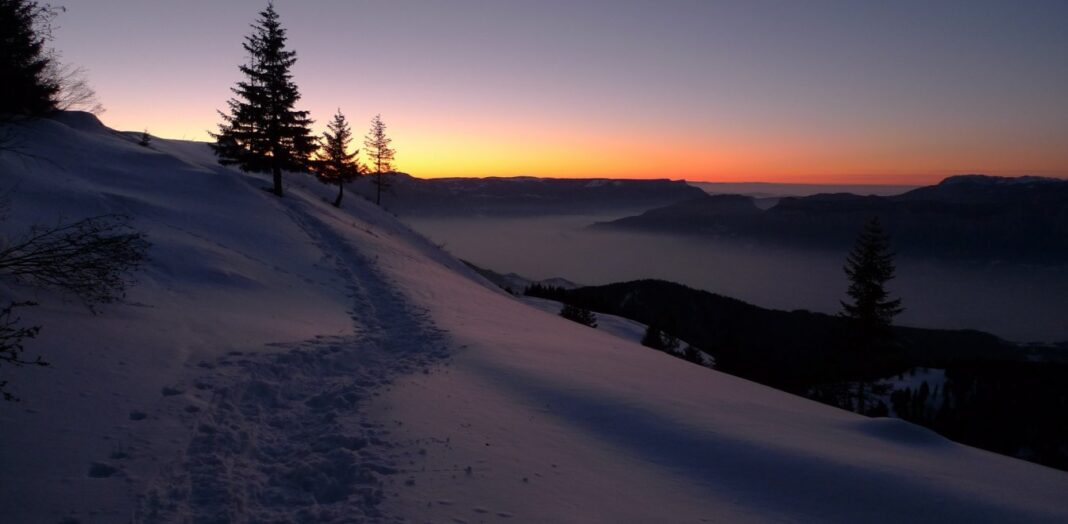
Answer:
[691,181,919,198]
[351,173,706,216]
[596,175,1068,263]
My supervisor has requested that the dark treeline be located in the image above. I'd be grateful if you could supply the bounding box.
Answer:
[891,362,1068,470]
[525,279,1020,387]
[559,302,597,328]
[525,279,1068,471]
[875,362,1068,471]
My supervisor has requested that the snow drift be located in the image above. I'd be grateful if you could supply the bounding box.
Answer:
[0,113,1066,523]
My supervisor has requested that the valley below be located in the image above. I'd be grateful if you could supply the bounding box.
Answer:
[404,214,1068,343]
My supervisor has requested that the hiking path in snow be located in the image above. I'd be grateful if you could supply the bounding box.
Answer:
[133,193,450,523]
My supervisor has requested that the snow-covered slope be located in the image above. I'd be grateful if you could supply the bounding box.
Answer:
[1,114,1066,523]
[520,296,713,365]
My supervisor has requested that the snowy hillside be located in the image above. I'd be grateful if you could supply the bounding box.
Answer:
[519,296,713,366]
[1,114,1067,523]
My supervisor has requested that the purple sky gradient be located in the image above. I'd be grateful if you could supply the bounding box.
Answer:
[51,0,1068,182]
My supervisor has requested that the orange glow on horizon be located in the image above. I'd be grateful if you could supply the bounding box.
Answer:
[105,109,1068,187]
[55,1,1068,188]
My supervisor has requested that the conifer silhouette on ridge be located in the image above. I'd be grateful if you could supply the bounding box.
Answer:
[841,217,903,339]
[313,109,362,208]
[0,0,60,116]
[211,2,316,197]
[363,114,396,205]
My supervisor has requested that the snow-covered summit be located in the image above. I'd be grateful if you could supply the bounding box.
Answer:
[1,114,1067,522]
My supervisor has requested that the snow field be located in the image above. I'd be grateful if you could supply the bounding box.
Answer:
[0,113,1066,523]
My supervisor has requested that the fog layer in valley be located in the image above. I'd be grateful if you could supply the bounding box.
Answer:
[406,215,1068,343]
[691,182,918,197]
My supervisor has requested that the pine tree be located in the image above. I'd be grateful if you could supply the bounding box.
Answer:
[841,218,902,413]
[210,3,315,197]
[0,0,60,116]
[560,303,597,328]
[641,325,665,350]
[662,332,680,354]
[363,114,395,205]
[841,217,903,341]
[683,344,703,365]
[313,109,361,207]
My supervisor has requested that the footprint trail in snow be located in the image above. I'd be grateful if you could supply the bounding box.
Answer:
[136,196,450,523]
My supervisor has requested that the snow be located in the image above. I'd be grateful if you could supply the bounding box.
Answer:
[882,367,948,393]
[870,367,948,417]
[520,296,713,365]
[0,114,457,521]
[469,269,580,295]
[1,113,1067,522]
[521,296,651,344]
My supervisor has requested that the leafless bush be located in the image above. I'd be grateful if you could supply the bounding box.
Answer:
[0,211,149,400]
[0,214,149,305]
[43,56,105,115]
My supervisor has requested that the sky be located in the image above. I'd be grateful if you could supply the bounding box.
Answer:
[51,0,1068,183]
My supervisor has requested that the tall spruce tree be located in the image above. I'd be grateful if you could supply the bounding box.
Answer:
[313,109,361,208]
[841,217,903,341]
[363,114,395,205]
[0,0,59,116]
[211,3,315,197]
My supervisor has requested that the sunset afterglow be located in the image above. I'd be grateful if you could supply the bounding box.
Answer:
[52,0,1068,184]
[6,0,1068,519]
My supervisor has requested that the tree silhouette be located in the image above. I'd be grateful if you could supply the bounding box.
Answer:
[0,0,60,116]
[211,2,315,197]
[42,55,104,114]
[841,217,903,340]
[313,109,361,207]
[662,332,680,353]
[841,217,902,412]
[560,303,597,328]
[682,344,704,365]
[0,301,44,401]
[641,325,665,350]
[0,214,149,306]
[363,114,395,205]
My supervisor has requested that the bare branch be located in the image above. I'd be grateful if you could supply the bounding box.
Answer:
[42,57,105,115]
[0,214,150,305]
[0,301,45,402]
